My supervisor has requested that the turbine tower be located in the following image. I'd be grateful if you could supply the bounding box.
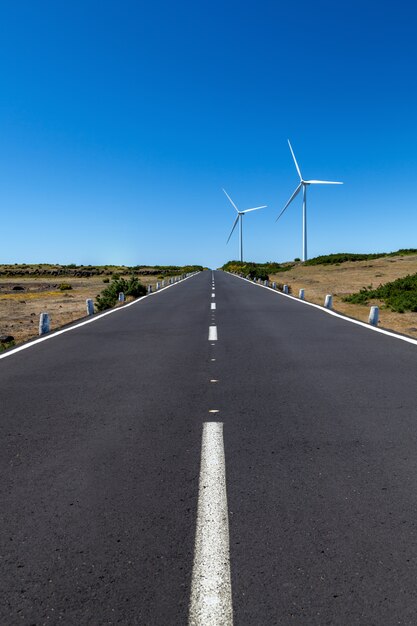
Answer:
[276,140,343,261]
[223,188,267,262]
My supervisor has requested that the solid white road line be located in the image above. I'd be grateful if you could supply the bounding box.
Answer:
[208,326,218,341]
[188,422,233,626]
[211,303,216,310]
[0,273,199,361]
[227,272,417,347]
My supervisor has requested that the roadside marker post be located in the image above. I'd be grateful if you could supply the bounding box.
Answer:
[86,299,94,315]
[299,288,305,300]
[369,305,379,326]
[39,313,50,336]
[324,294,333,309]
[118,292,125,303]
[283,284,289,294]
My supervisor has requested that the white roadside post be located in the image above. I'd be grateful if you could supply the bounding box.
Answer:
[118,292,125,303]
[272,281,276,289]
[369,305,379,326]
[147,285,152,294]
[156,282,160,290]
[39,313,50,336]
[283,284,289,294]
[324,294,333,309]
[86,299,94,315]
[299,288,305,300]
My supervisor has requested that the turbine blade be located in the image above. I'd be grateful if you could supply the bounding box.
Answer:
[242,205,267,213]
[305,180,343,185]
[275,184,302,222]
[226,214,240,243]
[222,188,239,212]
[288,140,302,180]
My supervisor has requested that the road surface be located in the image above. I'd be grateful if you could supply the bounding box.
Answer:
[2,270,417,625]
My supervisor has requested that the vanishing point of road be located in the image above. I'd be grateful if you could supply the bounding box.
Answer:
[2,270,417,625]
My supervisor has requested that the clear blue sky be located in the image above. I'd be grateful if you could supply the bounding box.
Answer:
[1,0,416,268]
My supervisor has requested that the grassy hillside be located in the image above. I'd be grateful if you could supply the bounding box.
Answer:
[304,249,417,266]
[222,251,417,338]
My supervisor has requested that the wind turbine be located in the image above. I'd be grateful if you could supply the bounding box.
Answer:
[276,140,343,261]
[223,188,267,262]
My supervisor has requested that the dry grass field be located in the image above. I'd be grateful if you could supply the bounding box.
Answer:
[269,254,417,338]
[0,272,162,346]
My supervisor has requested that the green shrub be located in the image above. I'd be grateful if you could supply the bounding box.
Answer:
[343,273,417,313]
[221,260,293,281]
[59,283,72,291]
[96,275,146,311]
[102,277,110,283]
[0,339,15,352]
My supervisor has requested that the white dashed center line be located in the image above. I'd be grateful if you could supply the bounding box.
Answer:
[211,293,215,298]
[189,422,233,625]
[208,326,218,341]
[211,303,216,310]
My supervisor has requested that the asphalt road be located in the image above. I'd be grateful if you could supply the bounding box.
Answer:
[2,270,417,625]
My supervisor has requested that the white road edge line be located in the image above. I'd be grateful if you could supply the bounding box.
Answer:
[226,272,417,347]
[188,422,233,626]
[211,303,216,310]
[208,326,218,341]
[0,273,199,361]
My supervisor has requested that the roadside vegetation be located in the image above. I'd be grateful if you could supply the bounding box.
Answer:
[343,273,417,313]
[304,249,417,266]
[0,337,15,352]
[221,260,293,281]
[0,263,205,278]
[95,275,147,311]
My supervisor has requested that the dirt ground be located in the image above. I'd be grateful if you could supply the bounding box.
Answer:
[0,274,158,346]
[270,254,417,339]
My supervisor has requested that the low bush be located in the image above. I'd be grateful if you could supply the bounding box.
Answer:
[343,273,417,313]
[59,283,72,291]
[221,260,293,281]
[0,339,15,352]
[95,275,146,311]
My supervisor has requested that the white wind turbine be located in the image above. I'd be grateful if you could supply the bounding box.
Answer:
[276,140,343,261]
[223,188,267,262]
